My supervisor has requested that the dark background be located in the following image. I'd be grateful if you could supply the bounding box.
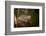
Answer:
[14,8,39,27]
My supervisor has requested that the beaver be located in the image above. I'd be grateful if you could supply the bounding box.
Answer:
[14,15,32,27]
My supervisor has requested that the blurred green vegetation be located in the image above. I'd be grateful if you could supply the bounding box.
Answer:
[14,8,39,27]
